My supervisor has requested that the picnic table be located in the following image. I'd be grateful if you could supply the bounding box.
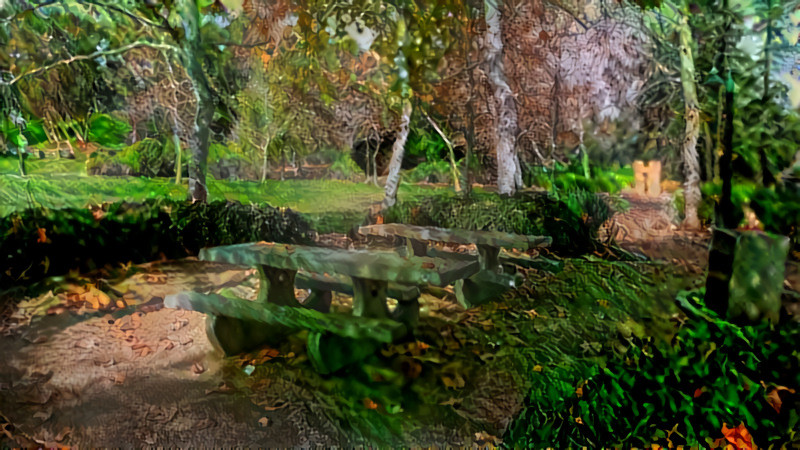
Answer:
[358,224,552,307]
[165,241,479,373]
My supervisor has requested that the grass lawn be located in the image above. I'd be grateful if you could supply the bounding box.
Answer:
[0,156,452,232]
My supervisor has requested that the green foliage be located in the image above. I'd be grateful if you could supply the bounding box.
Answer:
[328,152,364,180]
[384,190,612,254]
[0,199,310,290]
[404,160,452,184]
[0,117,47,150]
[525,160,635,195]
[86,138,187,177]
[508,290,800,447]
[86,113,132,148]
[751,181,800,247]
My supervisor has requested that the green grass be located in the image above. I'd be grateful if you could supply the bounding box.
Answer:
[0,156,87,176]
[0,164,452,232]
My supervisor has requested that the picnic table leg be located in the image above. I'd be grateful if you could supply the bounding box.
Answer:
[205,265,299,355]
[301,290,332,313]
[256,265,301,307]
[351,277,389,319]
[477,245,501,272]
[305,277,399,374]
[391,297,420,329]
[406,238,428,257]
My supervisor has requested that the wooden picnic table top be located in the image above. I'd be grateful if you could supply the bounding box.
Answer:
[199,242,479,287]
[358,223,552,250]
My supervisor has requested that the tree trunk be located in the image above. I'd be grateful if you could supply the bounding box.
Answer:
[176,0,214,203]
[678,18,702,229]
[365,136,371,184]
[261,137,270,182]
[381,100,412,211]
[484,0,519,195]
[187,91,213,203]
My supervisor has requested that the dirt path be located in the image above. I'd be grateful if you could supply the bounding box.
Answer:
[0,261,352,447]
[0,257,512,447]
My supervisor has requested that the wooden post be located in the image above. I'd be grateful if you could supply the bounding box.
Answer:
[632,160,662,197]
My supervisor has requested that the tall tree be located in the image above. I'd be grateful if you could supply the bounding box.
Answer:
[483,0,520,195]
[678,14,702,228]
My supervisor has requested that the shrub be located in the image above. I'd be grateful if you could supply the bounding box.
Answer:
[208,142,261,180]
[329,153,364,180]
[525,161,635,194]
[86,138,187,177]
[0,199,311,290]
[405,160,453,184]
[507,290,800,447]
[384,190,611,254]
[86,113,131,148]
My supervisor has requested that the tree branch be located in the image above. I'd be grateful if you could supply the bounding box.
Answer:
[76,0,170,31]
[1,41,176,86]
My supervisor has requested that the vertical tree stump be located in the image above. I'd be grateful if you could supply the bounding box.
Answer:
[632,160,662,197]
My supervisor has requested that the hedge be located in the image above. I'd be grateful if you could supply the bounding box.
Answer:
[1,199,311,290]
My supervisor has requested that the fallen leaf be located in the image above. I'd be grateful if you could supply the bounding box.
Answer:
[713,422,754,450]
[363,398,379,409]
[766,385,796,414]
[36,228,47,243]
[258,417,269,427]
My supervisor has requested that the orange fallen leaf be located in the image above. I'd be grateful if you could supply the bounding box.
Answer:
[363,398,379,409]
[36,228,47,243]
[766,385,796,414]
[258,417,269,427]
[713,422,754,450]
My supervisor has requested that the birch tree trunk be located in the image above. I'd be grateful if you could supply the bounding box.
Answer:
[484,0,519,195]
[174,0,214,203]
[678,17,701,229]
[381,100,412,210]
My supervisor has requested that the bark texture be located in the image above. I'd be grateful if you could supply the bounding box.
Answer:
[381,100,412,210]
[484,0,519,195]
[678,18,701,229]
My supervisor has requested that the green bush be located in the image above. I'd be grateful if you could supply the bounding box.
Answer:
[329,153,364,180]
[0,199,311,290]
[405,160,453,184]
[86,113,131,148]
[208,142,261,180]
[86,138,187,177]
[525,161,634,194]
[384,190,611,254]
[507,290,800,447]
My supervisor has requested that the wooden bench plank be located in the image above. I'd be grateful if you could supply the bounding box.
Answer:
[164,291,406,343]
[199,242,479,287]
[358,224,552,250]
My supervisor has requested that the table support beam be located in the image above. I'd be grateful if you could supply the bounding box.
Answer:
[352,277,389,319]
[257,265,300,307]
